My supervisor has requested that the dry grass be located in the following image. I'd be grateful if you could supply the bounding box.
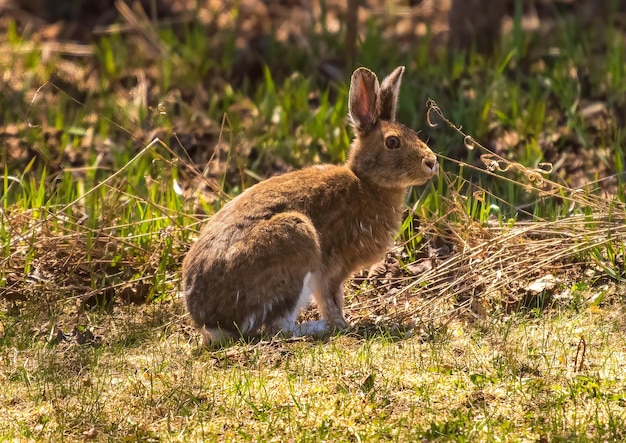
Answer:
[2,2,626,440]
[339,100,626,337]
[3,101,624,329]
[2,295,625,441]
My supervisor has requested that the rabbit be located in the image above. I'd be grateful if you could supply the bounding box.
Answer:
[182,66,439,344]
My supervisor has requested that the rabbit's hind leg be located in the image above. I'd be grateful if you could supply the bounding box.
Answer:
[268,271,329,337]
[201,326,237,347]
[312,276,349,330]
[240,212,322,334]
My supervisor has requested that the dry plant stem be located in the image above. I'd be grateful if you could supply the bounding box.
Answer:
[575,336,587,372]
[196,112,235,202]
[29,82,138,140]
[406,217,625,299]
[426,99,626,212]
[115,0,167,57]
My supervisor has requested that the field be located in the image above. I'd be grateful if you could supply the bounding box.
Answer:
[1,1,626,441]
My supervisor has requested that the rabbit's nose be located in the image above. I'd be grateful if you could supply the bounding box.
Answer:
[422,157,439,175]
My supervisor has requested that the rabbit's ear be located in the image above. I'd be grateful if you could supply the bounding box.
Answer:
[349,67,380,134]
[377,66,405,122]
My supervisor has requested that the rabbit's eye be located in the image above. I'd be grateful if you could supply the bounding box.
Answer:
[385,135,401,150]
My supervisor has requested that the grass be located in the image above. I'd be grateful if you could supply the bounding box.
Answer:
[2,1,626,441]
[2,300,626,441]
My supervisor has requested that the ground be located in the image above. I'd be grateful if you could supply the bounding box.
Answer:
[1,1,626,441]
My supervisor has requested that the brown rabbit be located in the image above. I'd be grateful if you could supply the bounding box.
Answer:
[182,66,438,344]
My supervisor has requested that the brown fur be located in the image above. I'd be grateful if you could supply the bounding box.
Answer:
[181,66,438,343]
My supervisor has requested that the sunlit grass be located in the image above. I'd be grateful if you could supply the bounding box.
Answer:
[1,4,626,442]
[1,299,625,441]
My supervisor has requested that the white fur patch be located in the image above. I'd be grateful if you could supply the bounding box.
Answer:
[242,313,256,333]
[272,271,316,333]
[295,271,315,314]
[292,320,329,337]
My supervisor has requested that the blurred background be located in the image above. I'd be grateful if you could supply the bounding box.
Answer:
[2,0,625,196]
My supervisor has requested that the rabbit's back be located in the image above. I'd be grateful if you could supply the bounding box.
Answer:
[193,164,404,269]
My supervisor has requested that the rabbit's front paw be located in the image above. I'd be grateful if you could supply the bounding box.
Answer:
[292,320,329,337]
[292,319,349,337]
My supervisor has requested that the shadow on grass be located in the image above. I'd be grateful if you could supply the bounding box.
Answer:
[191,319,447,364]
